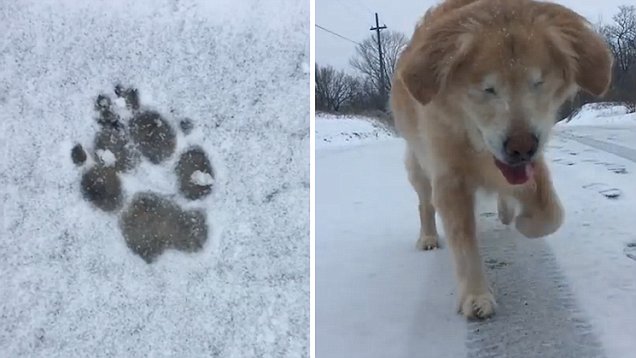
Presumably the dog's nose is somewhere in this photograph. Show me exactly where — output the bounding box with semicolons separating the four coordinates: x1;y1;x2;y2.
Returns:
503;133;538;162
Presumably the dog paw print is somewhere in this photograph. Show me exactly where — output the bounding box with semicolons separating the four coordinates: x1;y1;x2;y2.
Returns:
71;86;215;263
594;162;628;175
551;158;576;166
625;243;636;262
582;183;622;200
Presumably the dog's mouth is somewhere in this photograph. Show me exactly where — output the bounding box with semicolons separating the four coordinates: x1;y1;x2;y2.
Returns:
494;158;535;185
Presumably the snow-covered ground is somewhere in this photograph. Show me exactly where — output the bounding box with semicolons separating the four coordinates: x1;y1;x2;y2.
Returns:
315;112;394;150
316;109;636;357
560;103;636;126
1;1;308;357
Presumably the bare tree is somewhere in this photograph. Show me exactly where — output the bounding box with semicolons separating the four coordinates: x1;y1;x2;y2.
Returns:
349;31;408;109
315;64;357;112
603;6;636;73
598;5;636;108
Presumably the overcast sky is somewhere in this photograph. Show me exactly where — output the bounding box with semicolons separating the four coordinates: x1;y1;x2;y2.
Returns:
316;0;627;72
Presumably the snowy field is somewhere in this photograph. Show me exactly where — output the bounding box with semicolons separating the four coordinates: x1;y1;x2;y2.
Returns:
316;108;636;357
315;112;394;150
560;103;636;126
1;1;309;357
558;104;636;152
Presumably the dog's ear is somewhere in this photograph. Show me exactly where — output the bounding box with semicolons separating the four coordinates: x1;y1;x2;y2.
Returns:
537;3;613;97
398;26;474;105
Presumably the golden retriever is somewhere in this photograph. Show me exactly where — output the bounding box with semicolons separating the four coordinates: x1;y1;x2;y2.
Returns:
390;0;612;319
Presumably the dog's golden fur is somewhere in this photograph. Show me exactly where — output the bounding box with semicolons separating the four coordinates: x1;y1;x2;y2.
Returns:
391;0;612;319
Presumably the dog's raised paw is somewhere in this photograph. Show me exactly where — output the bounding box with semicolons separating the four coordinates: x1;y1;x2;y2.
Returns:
515;198;564;238
515;212;562;238
416;235;439;250
459;291;496;319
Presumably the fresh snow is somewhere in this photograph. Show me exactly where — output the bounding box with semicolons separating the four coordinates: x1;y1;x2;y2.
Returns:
190;170;215;186
114;97;127;108
560;103;636;126
315;112;394;150
1;1;309;357
316;108;636;357
96;149;117;167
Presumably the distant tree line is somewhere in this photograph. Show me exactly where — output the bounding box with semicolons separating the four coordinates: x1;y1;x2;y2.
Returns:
315;31;407;127
562;5;636;120
317;5;636;125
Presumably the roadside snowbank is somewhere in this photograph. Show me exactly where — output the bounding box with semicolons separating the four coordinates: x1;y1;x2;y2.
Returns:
316;113;394;149
560;103;636;126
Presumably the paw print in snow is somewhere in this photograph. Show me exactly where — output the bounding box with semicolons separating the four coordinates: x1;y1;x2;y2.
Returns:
71;86;215;263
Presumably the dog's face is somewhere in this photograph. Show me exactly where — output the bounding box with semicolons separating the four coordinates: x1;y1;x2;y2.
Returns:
449;27;578;165
399;0;612;179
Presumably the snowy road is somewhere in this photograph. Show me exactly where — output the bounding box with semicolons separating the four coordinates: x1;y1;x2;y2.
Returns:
316;120;636;358
557;126;636;163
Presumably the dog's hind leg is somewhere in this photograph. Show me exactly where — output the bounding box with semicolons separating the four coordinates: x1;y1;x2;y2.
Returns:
497;194;515;225
405;149;439;250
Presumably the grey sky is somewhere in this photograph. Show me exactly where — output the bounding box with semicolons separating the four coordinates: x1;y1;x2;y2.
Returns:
316;0;627;72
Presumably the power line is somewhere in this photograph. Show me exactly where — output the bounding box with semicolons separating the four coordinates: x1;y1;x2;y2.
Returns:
315;24;361;46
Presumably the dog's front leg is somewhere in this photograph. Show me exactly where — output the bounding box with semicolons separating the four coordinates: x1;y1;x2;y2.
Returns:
514;158;564;238
433;176;496;319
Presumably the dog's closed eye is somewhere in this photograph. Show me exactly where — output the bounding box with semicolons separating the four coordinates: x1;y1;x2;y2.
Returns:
484;87;497;95
532;80;544;89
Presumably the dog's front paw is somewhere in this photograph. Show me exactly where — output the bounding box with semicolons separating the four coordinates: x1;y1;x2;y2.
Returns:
515;201;564;238
416;234;439;250
459;290;496;319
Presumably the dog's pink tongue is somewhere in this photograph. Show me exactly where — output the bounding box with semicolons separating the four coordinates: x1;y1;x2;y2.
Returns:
494;159;533;185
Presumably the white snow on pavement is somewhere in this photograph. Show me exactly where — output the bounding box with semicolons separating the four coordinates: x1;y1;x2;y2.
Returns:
559;103;636;126
0;0;309;357
315;112;394;150
316;141;467;358
95;149;117;167
316;112;636;357
190;170;215;186
545;135;636;358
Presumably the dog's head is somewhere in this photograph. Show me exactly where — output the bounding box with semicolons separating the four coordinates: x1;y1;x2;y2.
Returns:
398;0;612;183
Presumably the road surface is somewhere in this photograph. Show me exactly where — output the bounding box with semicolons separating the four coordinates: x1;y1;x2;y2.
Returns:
316;125;636;358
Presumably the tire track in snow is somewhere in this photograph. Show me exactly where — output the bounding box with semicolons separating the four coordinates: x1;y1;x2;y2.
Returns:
466;213;605;358
557;132;636;163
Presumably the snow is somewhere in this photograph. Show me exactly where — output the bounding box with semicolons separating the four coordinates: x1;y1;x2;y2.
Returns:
96;149;117;167
543;136;636;358
315;112;394;150
316;142;466;358
317;114;636;357
114;97;127;108
560;103;636;126
0;0;309;357
190;170;215;186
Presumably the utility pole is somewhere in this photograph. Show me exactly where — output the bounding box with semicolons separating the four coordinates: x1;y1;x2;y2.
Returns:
370;12;387;103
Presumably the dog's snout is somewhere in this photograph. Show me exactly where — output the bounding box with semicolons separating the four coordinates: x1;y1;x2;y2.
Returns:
503;133;538;162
